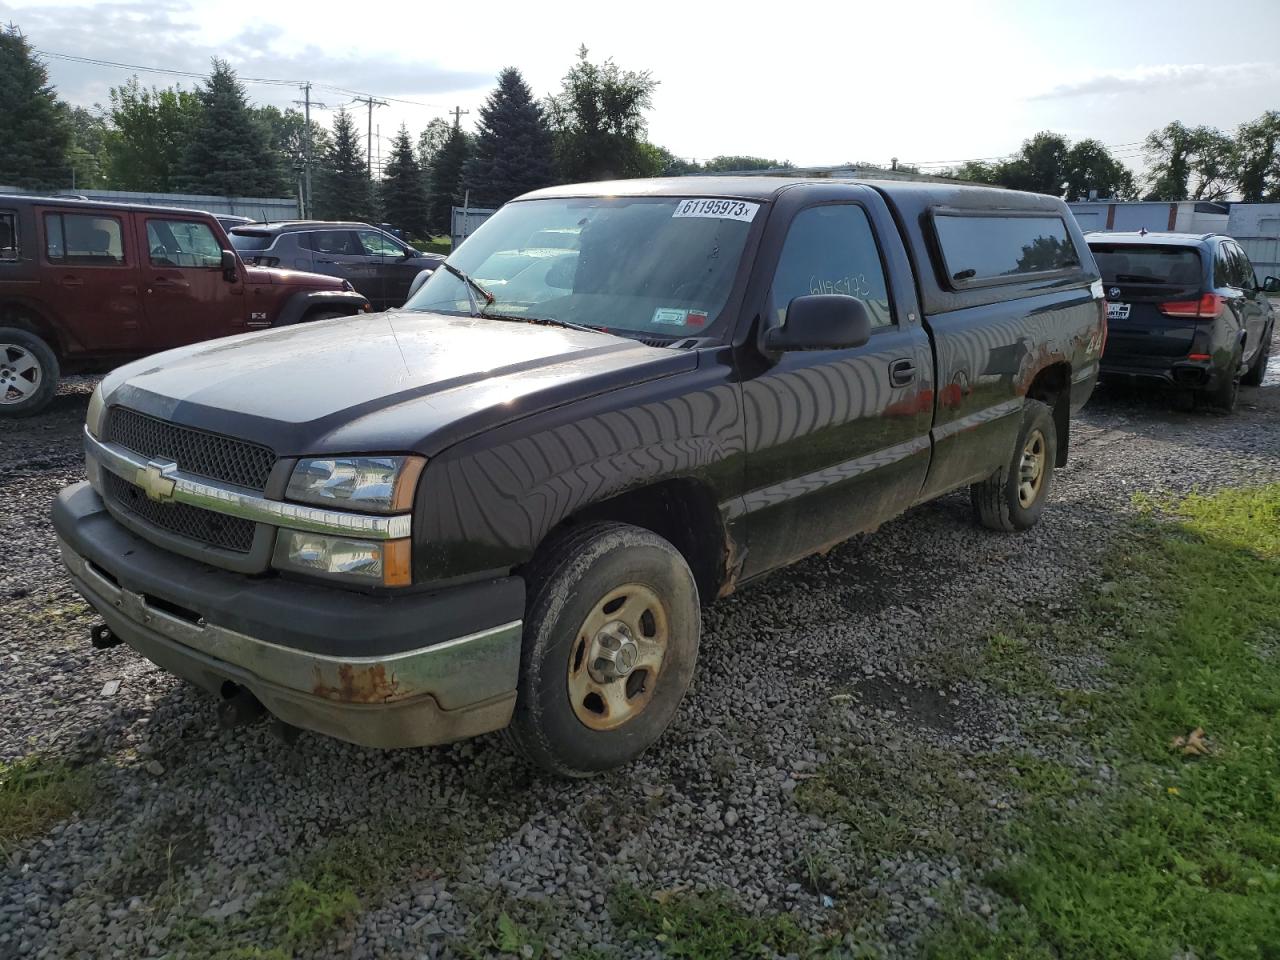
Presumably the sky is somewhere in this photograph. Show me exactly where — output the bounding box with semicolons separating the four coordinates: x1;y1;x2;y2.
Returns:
5;0;1280;177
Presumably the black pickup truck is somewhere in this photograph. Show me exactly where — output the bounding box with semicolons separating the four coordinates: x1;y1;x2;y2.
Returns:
54;177;1105;776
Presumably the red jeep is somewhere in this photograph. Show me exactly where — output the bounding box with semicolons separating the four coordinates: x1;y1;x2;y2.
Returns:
0;196;370;416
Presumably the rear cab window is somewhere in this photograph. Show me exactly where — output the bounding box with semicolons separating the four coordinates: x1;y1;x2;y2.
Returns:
0;210;17;262
1090;245;1204;288
933;213;1080;288
44;213;126;265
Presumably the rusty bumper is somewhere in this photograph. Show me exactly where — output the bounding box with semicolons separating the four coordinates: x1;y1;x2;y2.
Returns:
53;483;523;749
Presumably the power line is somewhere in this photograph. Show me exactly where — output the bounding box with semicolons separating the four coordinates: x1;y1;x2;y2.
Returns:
36;48;302;87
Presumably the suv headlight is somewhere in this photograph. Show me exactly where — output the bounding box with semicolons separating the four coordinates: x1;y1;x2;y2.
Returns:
86;383;106;439
273;531;412;587
285;456;424;513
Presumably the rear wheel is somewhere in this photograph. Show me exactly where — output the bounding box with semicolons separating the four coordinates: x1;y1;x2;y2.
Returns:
505;522;700;777
1206;349;1242;413
0;327;59;417
970;399;1057;533
1241;329;1271;387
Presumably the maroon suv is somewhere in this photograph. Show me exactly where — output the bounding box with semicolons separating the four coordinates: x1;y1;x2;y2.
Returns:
0;196;370;416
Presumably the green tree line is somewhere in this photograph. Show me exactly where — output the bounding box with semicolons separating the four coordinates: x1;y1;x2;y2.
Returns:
5;23;1279;244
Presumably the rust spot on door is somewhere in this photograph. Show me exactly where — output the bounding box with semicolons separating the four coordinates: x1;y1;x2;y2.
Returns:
313;663;401;703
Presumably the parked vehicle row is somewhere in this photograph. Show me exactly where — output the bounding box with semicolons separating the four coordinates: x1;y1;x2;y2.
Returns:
1087;231;1276;411
55;176;1108;776
228;222;444;313
0;196;370;416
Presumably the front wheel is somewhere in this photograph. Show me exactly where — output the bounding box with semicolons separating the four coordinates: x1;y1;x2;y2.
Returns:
505;522;700;777
0;327;59;417
970;398;1057;532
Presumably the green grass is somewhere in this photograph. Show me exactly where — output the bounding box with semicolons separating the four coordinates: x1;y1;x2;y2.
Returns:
0;756;94;855
610;886;833;959
927;484;1280;958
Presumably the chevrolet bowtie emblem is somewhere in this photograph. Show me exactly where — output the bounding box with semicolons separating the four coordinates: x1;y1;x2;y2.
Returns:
136;459;178;502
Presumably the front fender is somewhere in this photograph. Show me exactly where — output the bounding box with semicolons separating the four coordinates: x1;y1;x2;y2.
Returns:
273;290;370;327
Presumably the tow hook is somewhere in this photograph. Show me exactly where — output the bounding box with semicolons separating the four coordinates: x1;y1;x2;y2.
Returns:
90;623;121;649
217;683;266;729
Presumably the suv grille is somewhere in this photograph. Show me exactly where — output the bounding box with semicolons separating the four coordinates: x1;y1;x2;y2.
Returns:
106;407;276;491
104;471;256;553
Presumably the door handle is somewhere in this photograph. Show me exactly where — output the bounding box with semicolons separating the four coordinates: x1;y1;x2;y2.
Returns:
151;278;190;289
889;358;916;387
58;277;84;288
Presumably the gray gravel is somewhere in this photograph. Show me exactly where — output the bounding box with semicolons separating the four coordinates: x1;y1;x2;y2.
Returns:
2;342;1278;959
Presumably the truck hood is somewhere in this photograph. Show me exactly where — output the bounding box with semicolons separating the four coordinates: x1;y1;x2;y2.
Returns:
101;311;694;457
243;264;344;288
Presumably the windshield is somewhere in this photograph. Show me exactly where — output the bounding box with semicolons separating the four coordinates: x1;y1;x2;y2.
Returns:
1090;244;1203;285
403;196;760;339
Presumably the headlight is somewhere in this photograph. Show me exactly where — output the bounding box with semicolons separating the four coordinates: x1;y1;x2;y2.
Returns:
286;456;424;513
273;530;412;587
86;383;106;439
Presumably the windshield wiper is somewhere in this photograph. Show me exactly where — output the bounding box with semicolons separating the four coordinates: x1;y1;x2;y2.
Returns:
441;262;494;316
483;312;607;336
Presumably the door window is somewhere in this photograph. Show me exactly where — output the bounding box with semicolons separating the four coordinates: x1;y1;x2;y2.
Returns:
146;219;224;268
305;230;361;256
0;212;17;262
44;213;125;265
357;230;405;257
1214;244;1234;288
771;204;892;328
1229;244;1257;289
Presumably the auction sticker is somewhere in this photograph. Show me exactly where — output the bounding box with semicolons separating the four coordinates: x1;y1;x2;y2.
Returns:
672;198;760;222
652;307;690;325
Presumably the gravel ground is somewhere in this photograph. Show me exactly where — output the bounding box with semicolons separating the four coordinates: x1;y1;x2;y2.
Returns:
2;341;1278;960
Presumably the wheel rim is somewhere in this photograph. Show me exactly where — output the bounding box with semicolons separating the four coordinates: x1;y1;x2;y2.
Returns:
1017;428;1047;508
567;582;669;731
0;344;41;405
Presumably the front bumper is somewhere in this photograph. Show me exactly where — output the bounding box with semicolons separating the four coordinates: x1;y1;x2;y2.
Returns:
54;482;525;748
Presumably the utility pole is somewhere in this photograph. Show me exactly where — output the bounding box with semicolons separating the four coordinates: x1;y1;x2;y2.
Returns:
352;95;388;178
450;105;469;130
292;83;328;218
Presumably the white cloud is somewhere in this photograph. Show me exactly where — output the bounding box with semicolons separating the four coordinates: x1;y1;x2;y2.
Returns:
1032;62;1280;100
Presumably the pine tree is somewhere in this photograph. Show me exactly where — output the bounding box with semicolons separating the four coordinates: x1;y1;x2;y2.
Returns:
426;125;470;236
314;109;373;221
181;59;285;197
0;26;73;190
380;125;428;238
463;68;555;207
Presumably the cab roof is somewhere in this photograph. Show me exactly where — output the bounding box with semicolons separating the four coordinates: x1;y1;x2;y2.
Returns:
1085;231;1222;247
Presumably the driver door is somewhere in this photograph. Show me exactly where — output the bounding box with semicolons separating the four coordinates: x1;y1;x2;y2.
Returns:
138;216;243;349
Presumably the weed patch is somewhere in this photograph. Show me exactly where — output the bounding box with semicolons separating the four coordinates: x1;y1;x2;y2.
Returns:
0;755;94;855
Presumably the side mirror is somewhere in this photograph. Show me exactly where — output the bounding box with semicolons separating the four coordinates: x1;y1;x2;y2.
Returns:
1263;275;1280;294
764;295;872;351
221;248;239;282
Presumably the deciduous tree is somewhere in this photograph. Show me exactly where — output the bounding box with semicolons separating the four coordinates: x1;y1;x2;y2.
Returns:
1063;139;1137;200
1233;111;1280;202
104;78;200;192
546;46;659;182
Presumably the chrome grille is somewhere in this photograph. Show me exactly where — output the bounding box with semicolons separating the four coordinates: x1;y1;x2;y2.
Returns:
104;471;256;553
106;407;276;491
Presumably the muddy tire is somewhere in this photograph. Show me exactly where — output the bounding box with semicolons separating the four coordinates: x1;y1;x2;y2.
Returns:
970;398;1057;533
1207;349;1242;413
0;327;59;418
1241;329;1270;387
505;522;700;778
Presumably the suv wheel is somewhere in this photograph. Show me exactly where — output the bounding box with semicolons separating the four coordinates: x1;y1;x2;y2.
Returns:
1241;329;1271;387
505;522;700;777
0;327;59;417
970;398;1057;532
1207;348;1242;413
